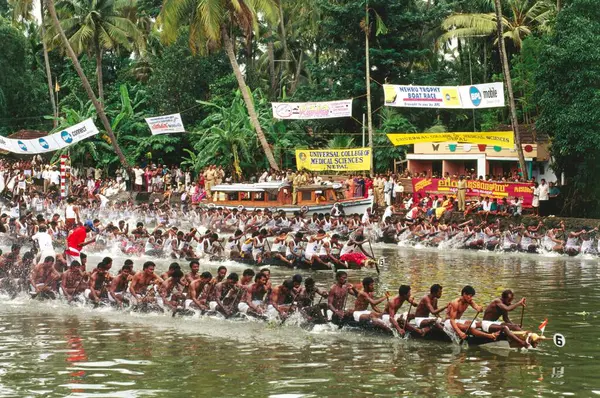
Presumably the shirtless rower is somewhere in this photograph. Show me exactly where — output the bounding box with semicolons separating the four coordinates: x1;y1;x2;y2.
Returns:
267;279;295;319
481;289;526;332
128;261;163;307
108;263;134;308
383;285;428;336
298;277;329;323
327;271;357;324
185;271;213;311
238;272;269;318
184;260;200;286
85;261;113;303
29;256;60;299
414;284;446;329
158;268;186;311
209;272;239;316
60;261;86;302
352;277;390;331
445;285;500;341
160;262;181;281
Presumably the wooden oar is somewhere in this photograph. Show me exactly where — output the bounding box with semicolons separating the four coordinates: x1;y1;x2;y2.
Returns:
519;305;525;328
461;311;481;345
401;299;413;336
366;239;380;274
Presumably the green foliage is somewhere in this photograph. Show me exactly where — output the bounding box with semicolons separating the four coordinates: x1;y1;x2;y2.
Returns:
535;0;600;216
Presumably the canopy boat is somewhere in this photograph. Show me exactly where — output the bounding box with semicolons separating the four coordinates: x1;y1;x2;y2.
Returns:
208;182;373;216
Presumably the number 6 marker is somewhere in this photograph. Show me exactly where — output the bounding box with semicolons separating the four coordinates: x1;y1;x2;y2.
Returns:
553;333;566;348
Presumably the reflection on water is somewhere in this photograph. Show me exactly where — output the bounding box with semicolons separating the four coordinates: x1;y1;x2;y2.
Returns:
0;246;599;397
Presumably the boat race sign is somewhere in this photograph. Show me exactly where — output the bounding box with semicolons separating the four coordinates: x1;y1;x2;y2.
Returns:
295;147;371;171
0;118;99;154
145;113;186;135
384;83;505;109
272;99;353;120
412;178;534;207
386;132;514;148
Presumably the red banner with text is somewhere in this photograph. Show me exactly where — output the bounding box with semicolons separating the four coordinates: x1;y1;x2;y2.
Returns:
411;178;534;207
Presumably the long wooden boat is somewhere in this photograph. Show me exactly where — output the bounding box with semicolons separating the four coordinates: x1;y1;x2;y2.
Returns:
208;182;373;216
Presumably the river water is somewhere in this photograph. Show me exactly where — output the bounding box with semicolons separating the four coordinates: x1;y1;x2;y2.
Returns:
0;245;599;397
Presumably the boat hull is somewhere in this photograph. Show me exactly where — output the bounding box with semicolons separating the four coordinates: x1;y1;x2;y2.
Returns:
209;197;374;216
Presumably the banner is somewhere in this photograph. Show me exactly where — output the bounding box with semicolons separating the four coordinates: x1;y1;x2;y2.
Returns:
272;99;352;120
384;83;505;109
458;82;505;109
411;178;534;207
0;118;100;154
145;113;186;135
386;132;514;148
384;84;462;108
296;148;371;171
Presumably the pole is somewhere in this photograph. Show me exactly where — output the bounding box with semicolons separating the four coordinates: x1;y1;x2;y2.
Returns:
365;2;374;176
362;113;366;147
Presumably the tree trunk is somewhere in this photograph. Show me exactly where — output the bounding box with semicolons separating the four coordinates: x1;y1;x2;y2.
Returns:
289;51;303;95
365;4;374;175
494;0;528;180
95;45;104;103
40;1;58;128
46;0;130;170
267;39;277;98
221;27;279;171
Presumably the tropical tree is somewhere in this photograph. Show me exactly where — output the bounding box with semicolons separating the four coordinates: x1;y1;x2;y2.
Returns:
48;0;144;102
46;0;130;168
185;94;259;180
439;0;555;50
9;0;58;125
159;0;280;170
327;136;356;149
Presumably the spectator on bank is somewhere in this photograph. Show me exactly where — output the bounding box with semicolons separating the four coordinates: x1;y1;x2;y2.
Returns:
549;182;561;216
538;179;550;216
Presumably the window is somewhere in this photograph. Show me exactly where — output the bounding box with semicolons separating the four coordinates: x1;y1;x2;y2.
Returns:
301;191;312;201
267;192;278;201
254;192;265;201
227;192;238;201
240;192;252;201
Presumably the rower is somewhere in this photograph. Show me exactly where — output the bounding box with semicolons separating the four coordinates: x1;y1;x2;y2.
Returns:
240;232;257;259
157;268;186;311
29;256;60;299
239;272;269;318
85;261;113;303
184;260;201;286
297;277;329;323
327;271;357;324
351;277;390;331
285;232;304;266
60;261;86;302
185;271;213;311
252;229;269;264
304;230;328;268
383;285;428;336
128;261;163;307
267;279;295;320
108;263;134;308
481;289;526;332
214;266;227;283
226;229;244;259
271;231;292;266
414;284;446;329
209;272;239;316
161;262;181;281
445;285;499;341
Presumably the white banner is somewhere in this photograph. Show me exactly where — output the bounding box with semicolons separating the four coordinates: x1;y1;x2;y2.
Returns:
145;113;186;135
0;118;100;154
272;99;353;120
458;82;505;109
384;83;505;109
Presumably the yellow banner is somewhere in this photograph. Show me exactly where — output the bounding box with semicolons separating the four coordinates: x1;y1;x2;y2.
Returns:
296;148;371;171
386;132;514;147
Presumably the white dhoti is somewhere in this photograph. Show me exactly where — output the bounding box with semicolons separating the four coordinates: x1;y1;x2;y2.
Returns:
481;320;502;332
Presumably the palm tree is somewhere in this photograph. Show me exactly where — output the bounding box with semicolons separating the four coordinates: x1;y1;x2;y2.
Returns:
159;0;280;170
48;0;144;102
9;0;58;126
438;0;555;50
46;0;130;169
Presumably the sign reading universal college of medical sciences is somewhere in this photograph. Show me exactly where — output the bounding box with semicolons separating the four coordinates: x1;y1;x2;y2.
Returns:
384;82;505;109
144;113;186;135
272;99;352;120
295;148;371;171
0;118;99;154
386;131;514;148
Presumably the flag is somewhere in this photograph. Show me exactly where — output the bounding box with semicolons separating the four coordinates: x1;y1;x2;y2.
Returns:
539;319;548;335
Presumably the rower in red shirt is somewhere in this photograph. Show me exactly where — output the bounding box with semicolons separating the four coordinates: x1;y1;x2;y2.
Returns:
65;221;97;265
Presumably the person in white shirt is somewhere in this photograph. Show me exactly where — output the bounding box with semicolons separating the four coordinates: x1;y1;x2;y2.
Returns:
384;177;394;206
134;166;145;191
32;226;55;262
538;179;549;216
49;166;60;187
42;166;51;193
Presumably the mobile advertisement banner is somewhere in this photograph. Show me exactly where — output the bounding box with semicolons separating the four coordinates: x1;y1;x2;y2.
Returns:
145;113;186;135
272;99;353;120
383;82;505;109
386;132;514;148
458;82;505;109
411;178;534;207
0;118;100;154
296;148;371;171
